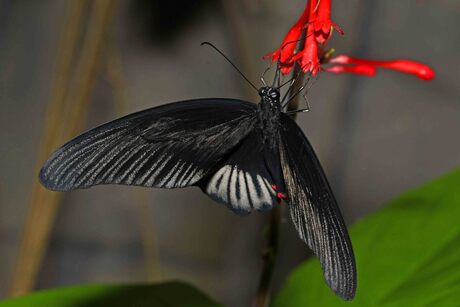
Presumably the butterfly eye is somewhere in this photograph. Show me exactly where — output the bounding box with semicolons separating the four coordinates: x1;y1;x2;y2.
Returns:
270;91;279;99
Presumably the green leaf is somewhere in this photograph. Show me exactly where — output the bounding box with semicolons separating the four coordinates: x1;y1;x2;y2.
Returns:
0;281;221;307
272;169;460;307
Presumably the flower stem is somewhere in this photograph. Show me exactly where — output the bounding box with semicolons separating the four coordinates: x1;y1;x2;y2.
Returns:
9;0;116;295
254;206;282;307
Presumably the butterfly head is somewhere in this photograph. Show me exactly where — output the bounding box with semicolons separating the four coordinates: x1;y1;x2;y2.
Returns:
258;86;282;120
258;86;280;102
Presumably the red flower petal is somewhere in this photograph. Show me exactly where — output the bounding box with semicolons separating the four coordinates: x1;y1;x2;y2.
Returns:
311;0;344;44
325;64;377;76
280;64;294;74
380;60;435;80
330;55;435;80
263;2;310;64
296;29;321;75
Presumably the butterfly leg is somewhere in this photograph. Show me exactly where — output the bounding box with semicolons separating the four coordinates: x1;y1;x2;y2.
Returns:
286;108;310;115
285;93;311;114
281;85;305;108
303;94;311;111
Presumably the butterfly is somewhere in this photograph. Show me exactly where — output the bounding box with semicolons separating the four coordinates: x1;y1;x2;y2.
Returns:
39;45;357;300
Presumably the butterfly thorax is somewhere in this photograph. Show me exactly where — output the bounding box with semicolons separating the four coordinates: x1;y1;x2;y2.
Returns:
256;86;282;149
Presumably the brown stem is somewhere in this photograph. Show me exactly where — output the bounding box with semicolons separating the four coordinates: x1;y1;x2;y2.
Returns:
105;41;162;281
254;206;282;307
9;0;116;296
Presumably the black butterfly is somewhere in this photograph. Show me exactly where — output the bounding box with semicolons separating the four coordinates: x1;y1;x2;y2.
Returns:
39;50;356;300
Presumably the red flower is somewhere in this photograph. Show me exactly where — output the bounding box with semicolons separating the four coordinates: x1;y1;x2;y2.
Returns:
264;1;310;74
265;0;435;81
264;0;342;76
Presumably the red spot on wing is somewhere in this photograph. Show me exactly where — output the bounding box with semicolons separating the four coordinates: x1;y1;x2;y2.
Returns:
277;192;288;200
272;183;288;201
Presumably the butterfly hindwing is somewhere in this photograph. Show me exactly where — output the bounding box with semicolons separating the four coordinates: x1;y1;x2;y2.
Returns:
199;129;286;215
278;113;357;300
40;99;257;191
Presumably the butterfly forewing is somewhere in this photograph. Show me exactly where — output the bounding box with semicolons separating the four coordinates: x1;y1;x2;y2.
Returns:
278;113;357;300
40;99;257;191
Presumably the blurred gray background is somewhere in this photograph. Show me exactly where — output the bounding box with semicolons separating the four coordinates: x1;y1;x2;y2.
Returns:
0;0;459;306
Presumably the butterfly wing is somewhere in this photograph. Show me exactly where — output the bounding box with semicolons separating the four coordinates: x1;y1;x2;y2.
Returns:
40;98;257;191
278;113;357;300
198;129;286;215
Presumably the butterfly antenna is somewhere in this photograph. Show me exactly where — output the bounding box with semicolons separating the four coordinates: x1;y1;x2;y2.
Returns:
201;42;258;91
